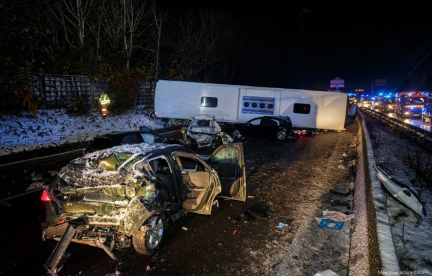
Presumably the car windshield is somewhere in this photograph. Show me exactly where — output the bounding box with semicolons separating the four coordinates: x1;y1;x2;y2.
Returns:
141;133;164;144
193;120;211;127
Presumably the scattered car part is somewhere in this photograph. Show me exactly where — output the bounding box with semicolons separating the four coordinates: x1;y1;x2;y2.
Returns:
374;165;426;218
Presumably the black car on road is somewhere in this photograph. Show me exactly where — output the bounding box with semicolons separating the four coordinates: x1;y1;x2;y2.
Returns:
230;116;296;141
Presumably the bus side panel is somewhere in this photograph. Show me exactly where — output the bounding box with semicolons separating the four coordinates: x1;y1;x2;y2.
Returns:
154;80;204;119
316;92;348;130
279;91;318;129
237;89;282;122
155;80;239;120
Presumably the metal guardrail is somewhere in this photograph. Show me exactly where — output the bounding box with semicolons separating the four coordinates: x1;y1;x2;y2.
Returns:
359;107;432;152
0;149;84;174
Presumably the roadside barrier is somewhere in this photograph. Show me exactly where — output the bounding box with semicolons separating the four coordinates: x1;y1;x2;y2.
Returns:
348;110;399;275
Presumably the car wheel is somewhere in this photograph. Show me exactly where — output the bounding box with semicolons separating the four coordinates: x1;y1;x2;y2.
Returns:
133;214;165;255
276;130;287;140
232;130;241;139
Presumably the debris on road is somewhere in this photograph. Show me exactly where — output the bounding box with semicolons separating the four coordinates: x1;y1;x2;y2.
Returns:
316;217;344;230
233;230;237;235
232;204;271;224
374;165;426;218
182;227;188;231
277;222;289;228
322;210;355;222
314;269;338;276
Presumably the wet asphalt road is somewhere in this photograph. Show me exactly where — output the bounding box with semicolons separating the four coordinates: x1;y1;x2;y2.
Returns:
0;122;357;276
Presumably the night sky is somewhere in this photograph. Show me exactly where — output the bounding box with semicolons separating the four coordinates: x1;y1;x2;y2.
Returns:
164;0;432;91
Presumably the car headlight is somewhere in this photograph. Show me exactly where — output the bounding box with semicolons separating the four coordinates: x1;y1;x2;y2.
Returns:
404;112;410;114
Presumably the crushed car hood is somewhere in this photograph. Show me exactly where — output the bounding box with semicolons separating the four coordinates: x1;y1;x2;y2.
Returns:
59;143;177;187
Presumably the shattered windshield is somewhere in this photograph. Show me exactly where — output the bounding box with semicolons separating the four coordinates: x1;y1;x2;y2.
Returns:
192;120;211;127
97;152;135;170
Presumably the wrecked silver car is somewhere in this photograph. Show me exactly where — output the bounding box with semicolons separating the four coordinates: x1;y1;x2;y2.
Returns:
41;143;246;274
181;115;233;149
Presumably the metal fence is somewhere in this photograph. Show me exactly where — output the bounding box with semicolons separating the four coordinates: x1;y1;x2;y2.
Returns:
23;74;155;110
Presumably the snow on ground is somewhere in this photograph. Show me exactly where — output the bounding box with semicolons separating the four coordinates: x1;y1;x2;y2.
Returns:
0;108;167;156
372;126;432;274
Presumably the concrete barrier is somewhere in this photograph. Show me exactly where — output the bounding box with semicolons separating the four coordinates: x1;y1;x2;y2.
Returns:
348;111;399;275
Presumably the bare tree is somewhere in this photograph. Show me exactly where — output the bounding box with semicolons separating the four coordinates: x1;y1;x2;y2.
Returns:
93;0;152;71
122;0;152;70
151;1;167;79
49;0;95;61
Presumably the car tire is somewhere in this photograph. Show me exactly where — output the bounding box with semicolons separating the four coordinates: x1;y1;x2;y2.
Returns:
232;130;241;139
133;214;165;255
276;130;287;140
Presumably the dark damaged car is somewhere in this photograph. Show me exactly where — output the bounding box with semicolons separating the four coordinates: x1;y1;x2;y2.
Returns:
41;143;246;274
83;130;182;154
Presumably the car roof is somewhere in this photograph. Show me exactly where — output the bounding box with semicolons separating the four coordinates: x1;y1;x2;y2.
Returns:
192;114;216;121
102;143;194;156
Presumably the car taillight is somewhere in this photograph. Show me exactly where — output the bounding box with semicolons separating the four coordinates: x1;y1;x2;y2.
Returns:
41;190;52;202
56;217;66;225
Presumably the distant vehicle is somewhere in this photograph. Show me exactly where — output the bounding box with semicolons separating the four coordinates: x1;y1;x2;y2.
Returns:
395;92;428;118
229;116;296;141
181;115;233;149
422;104;432;123
359;101;373;109
42;143;246;274
154;80;348;131
379;99;396;113
83;130;182;154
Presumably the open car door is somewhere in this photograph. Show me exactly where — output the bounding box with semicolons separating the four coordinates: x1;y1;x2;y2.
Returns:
207;143;246;201
174;151;221;215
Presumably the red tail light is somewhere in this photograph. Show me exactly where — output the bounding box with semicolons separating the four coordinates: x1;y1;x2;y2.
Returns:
56;217;66;225
41;190;52;202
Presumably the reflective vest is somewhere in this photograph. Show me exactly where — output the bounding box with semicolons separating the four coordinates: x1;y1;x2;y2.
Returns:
99;94;110;106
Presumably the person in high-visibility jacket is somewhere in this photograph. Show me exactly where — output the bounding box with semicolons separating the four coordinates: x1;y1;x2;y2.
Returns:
99;91;110;117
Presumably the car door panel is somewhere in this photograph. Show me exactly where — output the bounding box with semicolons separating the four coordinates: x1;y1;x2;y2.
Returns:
208;143;246;201
260;118;279;138
242;118;260;137
174;152;221;215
